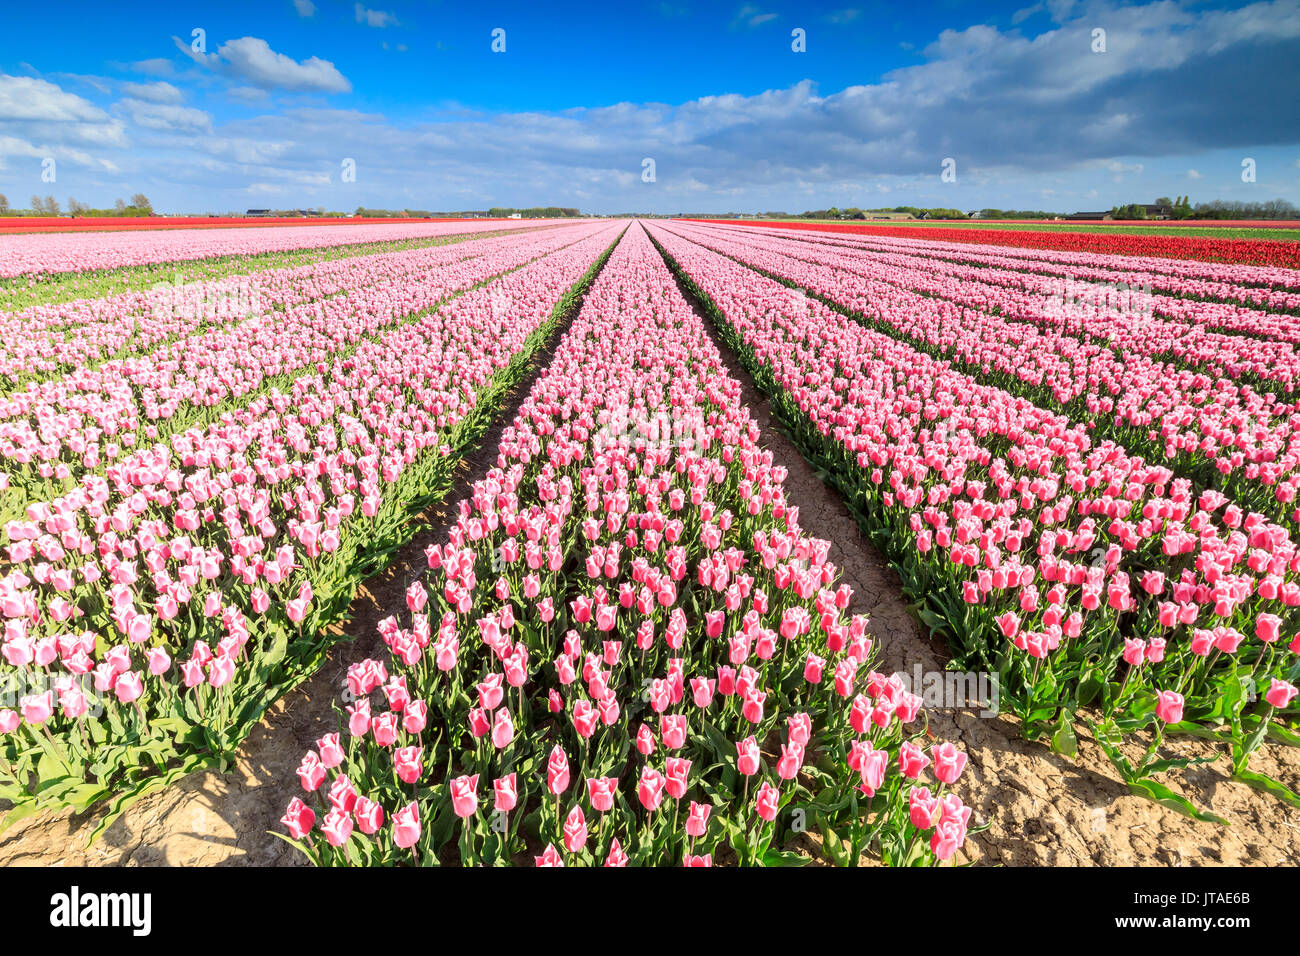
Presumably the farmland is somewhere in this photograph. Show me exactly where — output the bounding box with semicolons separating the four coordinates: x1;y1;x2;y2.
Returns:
1;216;1298;867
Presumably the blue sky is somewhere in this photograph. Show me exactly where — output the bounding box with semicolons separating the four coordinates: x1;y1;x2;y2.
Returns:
1;0;1297;213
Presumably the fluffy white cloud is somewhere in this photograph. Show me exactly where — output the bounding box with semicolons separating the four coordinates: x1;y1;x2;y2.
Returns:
294;0;316;16
121;80;184;104
219;37;351;92
171;35;352;93
0;75;108;122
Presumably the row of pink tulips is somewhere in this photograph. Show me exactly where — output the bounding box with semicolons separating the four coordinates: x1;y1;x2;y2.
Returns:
649;221;1300;817
280;223;973;866
0;219;554;279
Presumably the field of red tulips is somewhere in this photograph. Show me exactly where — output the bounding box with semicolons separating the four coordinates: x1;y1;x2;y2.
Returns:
1;216;1298;867
688;219;1300;270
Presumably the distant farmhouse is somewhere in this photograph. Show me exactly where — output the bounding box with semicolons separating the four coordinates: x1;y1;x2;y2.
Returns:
1065;203;1174;221
244;209;322;217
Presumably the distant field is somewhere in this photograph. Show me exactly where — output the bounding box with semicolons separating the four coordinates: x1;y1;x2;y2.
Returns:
744;218;1300;241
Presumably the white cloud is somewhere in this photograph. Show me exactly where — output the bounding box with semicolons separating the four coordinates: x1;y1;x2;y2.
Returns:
172;36;352;93
825;9;862;25
117;99;213;133
355;4;398;27
0;75;108;122
1187;168;1202;179
227;86;271;102
131;58;175;76
121;80;184;104
0;134;100;169
53;73;112;95
294;0;316;16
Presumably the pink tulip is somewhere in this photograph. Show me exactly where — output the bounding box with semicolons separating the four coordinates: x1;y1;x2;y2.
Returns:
547;746;570;795
536;844;564;867
932;742;967;784
755;780;780;822
494;774;518;813
563;806;587;852
1265;679;1298;709
394;746;423;785
450;774;479;818
1155;690;1184;724
587;776;618;813
281;797;316;839
393;802;421;849
685;801;712;837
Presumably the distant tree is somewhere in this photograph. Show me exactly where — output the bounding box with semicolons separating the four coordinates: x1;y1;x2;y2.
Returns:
130;193;153;213
114;198;127;213
31;195;45;214
1154;196;1173;208
44;195;60;216
68;197;89;215
0;193;8;214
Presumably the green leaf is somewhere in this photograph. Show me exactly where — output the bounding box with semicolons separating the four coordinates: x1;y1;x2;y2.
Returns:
1050;720;1078;758
1126;778;1228;825
817;815;851;867
1142;754;1220;775
1162;721;1231;743
1076;676;1103;708
761;848;810;867
267;830;319;865
1232;769;1300;809
1266;722;1300;748
0;800;41;836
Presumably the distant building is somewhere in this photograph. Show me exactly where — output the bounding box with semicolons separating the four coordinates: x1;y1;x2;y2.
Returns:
1064;211;1114;221
245;209;272;217
508;213;522;219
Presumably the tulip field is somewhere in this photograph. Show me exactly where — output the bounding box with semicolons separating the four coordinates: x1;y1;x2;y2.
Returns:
2;216;1299;866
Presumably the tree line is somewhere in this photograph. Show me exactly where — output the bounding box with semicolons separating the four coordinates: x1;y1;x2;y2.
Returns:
0;194;153;216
